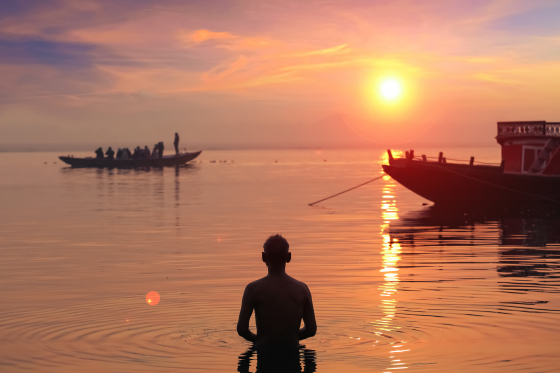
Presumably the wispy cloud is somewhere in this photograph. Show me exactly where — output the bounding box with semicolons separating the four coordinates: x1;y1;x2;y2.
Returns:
177;28;279;51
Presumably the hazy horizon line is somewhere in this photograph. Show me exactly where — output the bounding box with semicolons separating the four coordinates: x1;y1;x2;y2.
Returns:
0;141;498;153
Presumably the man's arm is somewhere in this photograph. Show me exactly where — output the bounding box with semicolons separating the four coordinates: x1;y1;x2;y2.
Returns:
299;285;317;340
237;284;257;343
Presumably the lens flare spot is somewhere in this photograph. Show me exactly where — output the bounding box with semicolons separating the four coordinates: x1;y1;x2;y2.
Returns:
146;291;160;306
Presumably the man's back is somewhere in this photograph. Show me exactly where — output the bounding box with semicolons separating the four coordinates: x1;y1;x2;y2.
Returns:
237;234;316;350
248;274;312;348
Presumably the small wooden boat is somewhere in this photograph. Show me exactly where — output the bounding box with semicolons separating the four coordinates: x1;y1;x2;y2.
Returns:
382;121;560;205
59;151;202;168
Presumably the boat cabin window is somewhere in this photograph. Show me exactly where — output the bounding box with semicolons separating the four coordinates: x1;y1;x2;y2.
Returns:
522;145;545;172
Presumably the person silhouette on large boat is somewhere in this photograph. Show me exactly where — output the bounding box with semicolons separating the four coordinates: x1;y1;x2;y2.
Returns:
122;148;131;160
95;147;104;159
237;234;317;352
174;133;180;155
157;142;164;158
133;146;142;160
151;144;158;158
105;147;115;160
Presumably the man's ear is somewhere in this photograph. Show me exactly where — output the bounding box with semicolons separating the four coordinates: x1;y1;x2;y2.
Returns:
262;252;266;263
286;252;291;263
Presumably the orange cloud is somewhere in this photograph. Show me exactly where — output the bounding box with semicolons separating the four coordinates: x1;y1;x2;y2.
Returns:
190;29;234;43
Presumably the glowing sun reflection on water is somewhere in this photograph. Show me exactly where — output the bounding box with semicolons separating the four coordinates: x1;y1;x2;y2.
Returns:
378;171;409;370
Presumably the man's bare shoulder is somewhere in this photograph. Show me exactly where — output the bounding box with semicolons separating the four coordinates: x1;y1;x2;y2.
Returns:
286;275;311;291
243;276;268;293
244;275;310;293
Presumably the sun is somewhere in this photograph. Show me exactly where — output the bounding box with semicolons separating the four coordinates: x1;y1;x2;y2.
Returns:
379;79;402;101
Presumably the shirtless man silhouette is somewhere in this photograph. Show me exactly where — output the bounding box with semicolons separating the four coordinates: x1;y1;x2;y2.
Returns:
237;234;317;350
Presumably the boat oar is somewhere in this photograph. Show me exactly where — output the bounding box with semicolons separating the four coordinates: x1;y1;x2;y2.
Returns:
308;174;386;206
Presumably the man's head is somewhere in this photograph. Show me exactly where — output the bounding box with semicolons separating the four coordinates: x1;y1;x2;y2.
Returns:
262;234;291;267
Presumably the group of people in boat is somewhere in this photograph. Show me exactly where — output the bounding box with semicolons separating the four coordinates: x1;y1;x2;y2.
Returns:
94;133;180;160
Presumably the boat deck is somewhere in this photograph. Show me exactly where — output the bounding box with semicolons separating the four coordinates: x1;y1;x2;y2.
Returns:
59;151;202;168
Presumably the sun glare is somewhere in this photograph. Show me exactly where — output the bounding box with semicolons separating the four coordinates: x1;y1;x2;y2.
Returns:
379;79;402;101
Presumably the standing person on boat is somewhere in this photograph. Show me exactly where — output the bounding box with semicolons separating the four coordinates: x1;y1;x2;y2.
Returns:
237;234;317;351
158;142;164;158
116;148;123;159
151;144;158;158
174;133;180;155
105;147;115;160
95;147;104;159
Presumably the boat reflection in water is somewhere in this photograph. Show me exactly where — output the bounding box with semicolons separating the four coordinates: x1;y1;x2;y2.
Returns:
498;213;560;280
388;203;560;282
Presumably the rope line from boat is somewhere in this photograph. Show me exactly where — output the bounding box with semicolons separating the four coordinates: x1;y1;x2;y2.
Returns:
308;174;386;206
433;164;560;205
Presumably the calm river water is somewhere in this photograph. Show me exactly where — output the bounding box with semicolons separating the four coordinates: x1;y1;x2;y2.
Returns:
0;148;559;372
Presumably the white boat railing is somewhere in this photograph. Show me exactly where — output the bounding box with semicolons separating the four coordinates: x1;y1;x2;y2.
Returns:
497;121;560;138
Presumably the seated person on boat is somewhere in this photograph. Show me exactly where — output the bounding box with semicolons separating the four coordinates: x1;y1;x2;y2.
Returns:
105;147;115;160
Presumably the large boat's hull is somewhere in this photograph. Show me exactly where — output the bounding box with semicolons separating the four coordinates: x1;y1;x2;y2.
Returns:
59;151;202;168
383;159;560;205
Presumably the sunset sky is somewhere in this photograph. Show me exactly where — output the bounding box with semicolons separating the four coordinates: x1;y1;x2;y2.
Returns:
1;0;560;149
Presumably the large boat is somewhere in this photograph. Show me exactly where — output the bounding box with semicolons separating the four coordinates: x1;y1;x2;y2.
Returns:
59;151;202;168
382;121;560;205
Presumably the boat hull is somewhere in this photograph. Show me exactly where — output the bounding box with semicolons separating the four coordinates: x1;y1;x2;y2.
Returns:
383;159;560;205
59;151;202;168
